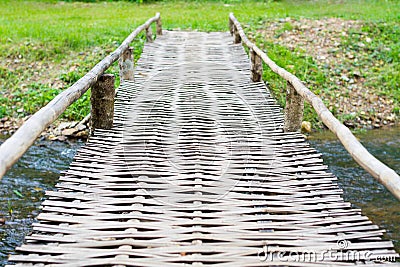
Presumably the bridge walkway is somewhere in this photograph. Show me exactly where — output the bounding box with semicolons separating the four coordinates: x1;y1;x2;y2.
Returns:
7;31;398;266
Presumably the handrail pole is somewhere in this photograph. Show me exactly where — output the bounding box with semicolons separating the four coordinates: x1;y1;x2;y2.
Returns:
250;48;263;82
119;47;135;83
0;13;161;180
233;25;241;44
229;17;234;35
146;26;153;42
156;14;163;35
229;13;400;201
90;74;115;135
284;81;304;132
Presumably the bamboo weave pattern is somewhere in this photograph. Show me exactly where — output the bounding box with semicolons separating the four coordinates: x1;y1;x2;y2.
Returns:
8;31;398;266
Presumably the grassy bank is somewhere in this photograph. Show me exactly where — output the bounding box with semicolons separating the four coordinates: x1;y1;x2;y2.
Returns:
0;0;399;127
245;18;399;129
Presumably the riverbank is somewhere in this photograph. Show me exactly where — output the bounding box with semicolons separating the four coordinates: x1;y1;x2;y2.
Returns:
0;116;89;141
0;113;398;142
244;17;399;130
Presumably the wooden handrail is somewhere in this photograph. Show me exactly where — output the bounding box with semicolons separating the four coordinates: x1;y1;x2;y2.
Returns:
0;13;162;179
229;13;400;201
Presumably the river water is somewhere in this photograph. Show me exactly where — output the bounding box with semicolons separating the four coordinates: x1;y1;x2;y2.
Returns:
0;127;399;265
308;126;400;252
0;138;82;266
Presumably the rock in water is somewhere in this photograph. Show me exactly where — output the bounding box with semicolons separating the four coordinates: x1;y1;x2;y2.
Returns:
301;121;312;133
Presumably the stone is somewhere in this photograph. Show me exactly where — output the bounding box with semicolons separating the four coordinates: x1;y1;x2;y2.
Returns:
56;135;67;142
75;130;89;138
301;121;312;133
62;128;78;136
341;75;350;82
48;134;57;141
76;123;87;131
386;115;395;122
56;122;73;131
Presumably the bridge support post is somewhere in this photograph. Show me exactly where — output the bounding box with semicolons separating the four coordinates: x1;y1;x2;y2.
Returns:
146;26;153;42
250;49;263;82
229;18;234;35
119;47;134;83
156;17;163;35
90;74;115;134
233;26;241;44
284;81;304;132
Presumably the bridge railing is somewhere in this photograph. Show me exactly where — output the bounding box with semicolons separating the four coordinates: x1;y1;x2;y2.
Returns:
229;13;400;201
0;13;162;180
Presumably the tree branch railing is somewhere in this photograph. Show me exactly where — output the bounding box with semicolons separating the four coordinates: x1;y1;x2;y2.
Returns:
229;13;400;201
0;13;162;180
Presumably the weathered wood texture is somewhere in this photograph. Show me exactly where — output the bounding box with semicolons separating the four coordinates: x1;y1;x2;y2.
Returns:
233;26;241;44
229;18;234;35
284;81;304;132
156;17;163;35
118;47;135;82
0;13;162;180
229;13;400;201
250;48;263;82
146;26;153;42
90;74;115;132
7;31;398;266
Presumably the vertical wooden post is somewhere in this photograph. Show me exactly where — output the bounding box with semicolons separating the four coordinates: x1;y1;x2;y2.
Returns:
229;18;234;35
119;47;134;83
284;81;304;132
250;49;263;82
146;26;153;42
90;74;115;134
156;17;163;35
233;26;241;44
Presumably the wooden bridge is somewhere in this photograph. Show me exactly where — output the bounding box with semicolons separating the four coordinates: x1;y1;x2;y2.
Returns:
1;13;399;266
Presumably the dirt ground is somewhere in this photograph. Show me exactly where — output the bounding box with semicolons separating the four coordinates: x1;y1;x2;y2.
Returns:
258;18;397;129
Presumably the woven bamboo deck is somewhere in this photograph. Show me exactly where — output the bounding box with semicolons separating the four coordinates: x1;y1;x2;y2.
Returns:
8;31;398;266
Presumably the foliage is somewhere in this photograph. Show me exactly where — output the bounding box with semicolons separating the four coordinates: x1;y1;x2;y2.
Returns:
247;31;326;128
0;0;399;124
358;22;399;112
0;83;91;120
245;13;399;129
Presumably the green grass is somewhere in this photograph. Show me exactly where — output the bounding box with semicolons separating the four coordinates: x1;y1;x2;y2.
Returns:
244;16;399;128
260;41;325;128
0;0;399;122
1;84;92;120
1;0;398;48
356;22;400;110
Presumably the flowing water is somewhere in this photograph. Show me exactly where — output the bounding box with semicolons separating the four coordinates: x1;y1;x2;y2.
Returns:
0;126;399;265
308;126;400;253
0;137;82;266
